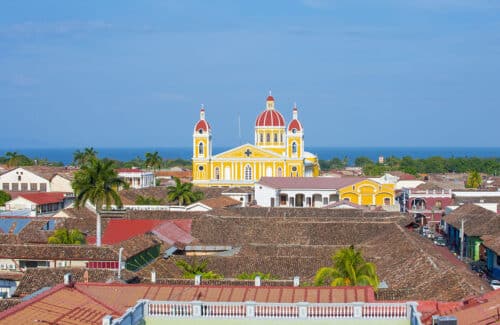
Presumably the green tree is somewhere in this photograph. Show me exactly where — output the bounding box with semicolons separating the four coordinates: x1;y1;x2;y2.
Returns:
354;156;373;168
73;147;98;167
175;259;223;279
167;177;204;205
145;151;162;173
135;195;163;205
48;228;86;245
0;190;11;206
465;170;482;189
236;271;278;280
72;159;125;247
314;245;379;291
5;151;33;167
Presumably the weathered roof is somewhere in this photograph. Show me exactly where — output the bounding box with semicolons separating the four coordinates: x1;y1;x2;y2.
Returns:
481;234;500;254
0;244;118;261
443;204;500;236
1;166;77;181
200;196;241;209
113;233;161;259
13;268;136;297
257;177;364;190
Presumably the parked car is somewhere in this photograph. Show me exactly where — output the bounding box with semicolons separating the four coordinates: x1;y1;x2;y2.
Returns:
491;280;500;290
433;236;446;246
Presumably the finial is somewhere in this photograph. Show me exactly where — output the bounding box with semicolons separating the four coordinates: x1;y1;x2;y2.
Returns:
269;90;272;96
293;102;297;109
201;103;205;110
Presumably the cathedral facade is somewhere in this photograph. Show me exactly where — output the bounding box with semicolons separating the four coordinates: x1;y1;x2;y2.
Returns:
192;94;320;187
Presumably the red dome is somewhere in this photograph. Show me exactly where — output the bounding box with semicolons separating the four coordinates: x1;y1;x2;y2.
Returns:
288;119;302;132
255;110;285;127
194;119;210;132
266;95;275;101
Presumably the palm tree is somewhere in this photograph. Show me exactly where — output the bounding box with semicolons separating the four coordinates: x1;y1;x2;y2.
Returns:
48;228;86;245
314;245;379;291
167;177;203;206
145;151;162;173
73;147;98;167
72;159;125;247
175;259;223;279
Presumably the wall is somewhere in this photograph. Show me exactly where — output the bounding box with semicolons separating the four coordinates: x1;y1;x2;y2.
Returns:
0;168;50;192
50;175;73;193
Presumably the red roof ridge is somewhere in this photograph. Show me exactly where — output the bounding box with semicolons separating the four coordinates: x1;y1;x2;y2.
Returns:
0;283;66;319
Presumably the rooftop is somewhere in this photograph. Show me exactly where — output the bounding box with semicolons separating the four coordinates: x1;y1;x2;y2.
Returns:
257;176;364;190
443;203;500;236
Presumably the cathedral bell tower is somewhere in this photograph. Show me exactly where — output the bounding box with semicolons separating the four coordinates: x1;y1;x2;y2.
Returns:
192;105;212;181
286;104;304;159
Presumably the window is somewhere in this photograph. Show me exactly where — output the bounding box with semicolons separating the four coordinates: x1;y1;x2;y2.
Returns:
352;185;355;190
384;198;391;205
198;165;204;171
280;134;283;142
198;129;203;134
21;183;28;191
198;142;204;155
2;183;8;191
292;128;297;134
30;183;37;191
18;176;21;181
244;165;252;180
260;134;263;143
12;183;19;191
291;166;297;172
323;197;329;205
292;142;297;154
214;167;220;180
40;183;47;192
266;133;270;143
274;133;278;142
277;167;282;177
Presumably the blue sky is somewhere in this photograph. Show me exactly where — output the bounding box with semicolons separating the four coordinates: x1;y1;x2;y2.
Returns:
1;0;499;148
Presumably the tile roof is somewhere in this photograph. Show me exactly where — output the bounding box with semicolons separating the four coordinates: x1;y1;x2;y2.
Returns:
118;187;168;205
2;166;77;181
113;233;161;259
96;219;165;245
257;176;364;190
446;289;500;324
443;204;500;236
0;244;119;261
10;192;65;205
116;168;146;173
13;268;136;297
481;234;500;254
151;220;194;246
0;299;21;313
0;284;121;324
199;196;241;209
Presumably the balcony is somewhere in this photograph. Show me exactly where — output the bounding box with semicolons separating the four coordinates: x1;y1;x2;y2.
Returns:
105;300;422;325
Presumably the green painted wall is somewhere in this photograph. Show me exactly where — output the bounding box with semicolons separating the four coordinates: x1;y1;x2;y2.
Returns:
126;245;161;271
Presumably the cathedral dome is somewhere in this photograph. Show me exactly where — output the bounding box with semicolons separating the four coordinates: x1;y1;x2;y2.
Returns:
255;94;285;127
255;110;285;127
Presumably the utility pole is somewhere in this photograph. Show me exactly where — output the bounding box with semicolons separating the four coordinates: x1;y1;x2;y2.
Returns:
460;219;465;260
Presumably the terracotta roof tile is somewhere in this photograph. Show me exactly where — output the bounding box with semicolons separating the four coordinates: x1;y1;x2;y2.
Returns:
443;204;500;236
200;196;241;209
0;244;118;261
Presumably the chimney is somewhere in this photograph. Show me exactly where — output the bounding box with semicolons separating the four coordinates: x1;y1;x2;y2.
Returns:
293;276;300;287
194;274;201;285
151;270;157;284
64;273;73;287
254;276;261;287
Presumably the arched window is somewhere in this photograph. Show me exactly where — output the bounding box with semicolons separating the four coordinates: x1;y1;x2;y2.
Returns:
266;133;270;143
214;167;220;180
244;165;252;180
280;133;283;143
277;167;282;177
198;142;204;155
274;133;278;143
260;133;263;143
292;142;297;154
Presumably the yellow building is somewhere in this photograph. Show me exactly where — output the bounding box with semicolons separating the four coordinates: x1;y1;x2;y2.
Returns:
192;94;320;187
339;179;395;206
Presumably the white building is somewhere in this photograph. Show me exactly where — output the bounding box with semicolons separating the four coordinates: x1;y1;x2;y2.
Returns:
117;168;155;189
4;192;69;216
0;166;74;193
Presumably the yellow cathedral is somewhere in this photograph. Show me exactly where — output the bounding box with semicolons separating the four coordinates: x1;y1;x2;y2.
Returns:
192;94;320;187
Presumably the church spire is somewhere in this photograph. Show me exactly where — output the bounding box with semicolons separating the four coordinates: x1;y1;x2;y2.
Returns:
266;91;275;110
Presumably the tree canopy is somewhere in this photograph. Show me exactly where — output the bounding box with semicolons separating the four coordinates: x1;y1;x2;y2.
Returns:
465;171;482;189
48;228;86;245
167;177;204;206
0;191;11;206
314;246;379;291
73;147;98;167
145;151;162;172
72;158;125;246
175;259;223;279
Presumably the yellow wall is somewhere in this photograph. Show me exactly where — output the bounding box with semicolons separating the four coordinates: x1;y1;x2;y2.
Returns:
339;180;395;206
